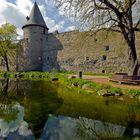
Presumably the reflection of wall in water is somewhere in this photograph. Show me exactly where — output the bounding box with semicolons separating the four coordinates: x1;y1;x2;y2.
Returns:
17;80;63;138
0;79;63;139
41;115;140;140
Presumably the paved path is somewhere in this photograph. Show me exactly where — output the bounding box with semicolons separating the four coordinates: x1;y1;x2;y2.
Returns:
69;74;140;90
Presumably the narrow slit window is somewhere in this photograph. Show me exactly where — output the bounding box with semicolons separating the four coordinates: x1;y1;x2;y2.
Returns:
105;45;109;51
38;57;42;61
43;28;46;34
102;55;107;61
86;57;89;61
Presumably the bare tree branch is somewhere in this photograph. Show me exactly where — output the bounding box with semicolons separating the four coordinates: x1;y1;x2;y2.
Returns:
134;19;140;29
54;0;140;75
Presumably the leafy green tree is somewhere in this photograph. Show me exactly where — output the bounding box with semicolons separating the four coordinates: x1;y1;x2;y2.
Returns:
54;0;140;75
0;23;17;71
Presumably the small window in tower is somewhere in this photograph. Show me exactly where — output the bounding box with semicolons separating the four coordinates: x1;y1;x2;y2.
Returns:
86;57;89;61
26;16;30;21
38;57;42;61
47;57;50;60
105;45;109;51
40;38;43;41
102;55;107;61
43;28;46;34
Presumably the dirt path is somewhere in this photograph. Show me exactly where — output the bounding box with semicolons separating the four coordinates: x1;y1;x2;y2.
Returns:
85;75;140;90
69;74;140;90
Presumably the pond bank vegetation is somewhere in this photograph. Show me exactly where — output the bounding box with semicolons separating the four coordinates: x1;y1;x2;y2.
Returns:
0;71;140;99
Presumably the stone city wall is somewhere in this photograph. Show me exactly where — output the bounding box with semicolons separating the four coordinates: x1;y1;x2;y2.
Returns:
43;30;140;73
1;30;140;74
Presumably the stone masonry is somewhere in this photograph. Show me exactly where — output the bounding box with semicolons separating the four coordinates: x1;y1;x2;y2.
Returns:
17;2;140;74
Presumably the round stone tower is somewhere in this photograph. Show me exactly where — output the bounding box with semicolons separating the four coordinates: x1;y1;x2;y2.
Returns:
21;2;49;71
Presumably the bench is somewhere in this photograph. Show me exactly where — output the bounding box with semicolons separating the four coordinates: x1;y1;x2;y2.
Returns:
109;78;140;85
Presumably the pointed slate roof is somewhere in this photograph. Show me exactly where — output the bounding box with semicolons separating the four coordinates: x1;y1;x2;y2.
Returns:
22;2;48;30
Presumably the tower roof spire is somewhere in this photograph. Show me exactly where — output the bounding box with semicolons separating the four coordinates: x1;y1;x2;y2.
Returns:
22;2;48;29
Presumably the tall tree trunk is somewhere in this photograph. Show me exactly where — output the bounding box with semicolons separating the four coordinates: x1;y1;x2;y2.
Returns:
4;54;10;71
120;28;138;75
120;6;138;76
127;13;138;75
128;39;138;75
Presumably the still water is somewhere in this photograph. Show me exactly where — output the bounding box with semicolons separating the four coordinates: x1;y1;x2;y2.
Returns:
0;79;140;140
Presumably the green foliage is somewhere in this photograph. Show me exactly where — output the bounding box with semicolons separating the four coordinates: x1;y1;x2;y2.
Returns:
0;23;17;71
67;78;89;87
127;89;140;98
110;87;122;94
0;71;51;80
1;72;140;98
0;105;18;122
0;23;17;48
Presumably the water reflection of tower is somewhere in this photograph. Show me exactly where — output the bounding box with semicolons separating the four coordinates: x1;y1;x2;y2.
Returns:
22;80;63;139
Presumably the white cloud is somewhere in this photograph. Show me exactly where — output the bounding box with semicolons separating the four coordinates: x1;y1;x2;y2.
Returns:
0;0;66;37
15;0;33;16
65;25;76;31
0;103;33;138
39;4;66;32
0;0;32;37
44;17;65;32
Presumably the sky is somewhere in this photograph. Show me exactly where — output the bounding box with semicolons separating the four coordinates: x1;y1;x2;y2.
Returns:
0;0;139;38
0;0;76;37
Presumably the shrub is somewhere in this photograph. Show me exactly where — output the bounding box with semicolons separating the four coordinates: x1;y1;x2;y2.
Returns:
127;89;140;98
111;87;122;94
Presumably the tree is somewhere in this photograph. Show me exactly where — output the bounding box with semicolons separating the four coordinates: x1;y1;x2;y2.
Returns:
54;0;140;75
0;23;17;71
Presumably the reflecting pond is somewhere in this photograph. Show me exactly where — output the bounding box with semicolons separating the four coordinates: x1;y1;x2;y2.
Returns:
0;79;140;140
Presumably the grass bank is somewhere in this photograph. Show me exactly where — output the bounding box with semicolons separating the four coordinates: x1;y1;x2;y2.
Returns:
0;71;140;99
